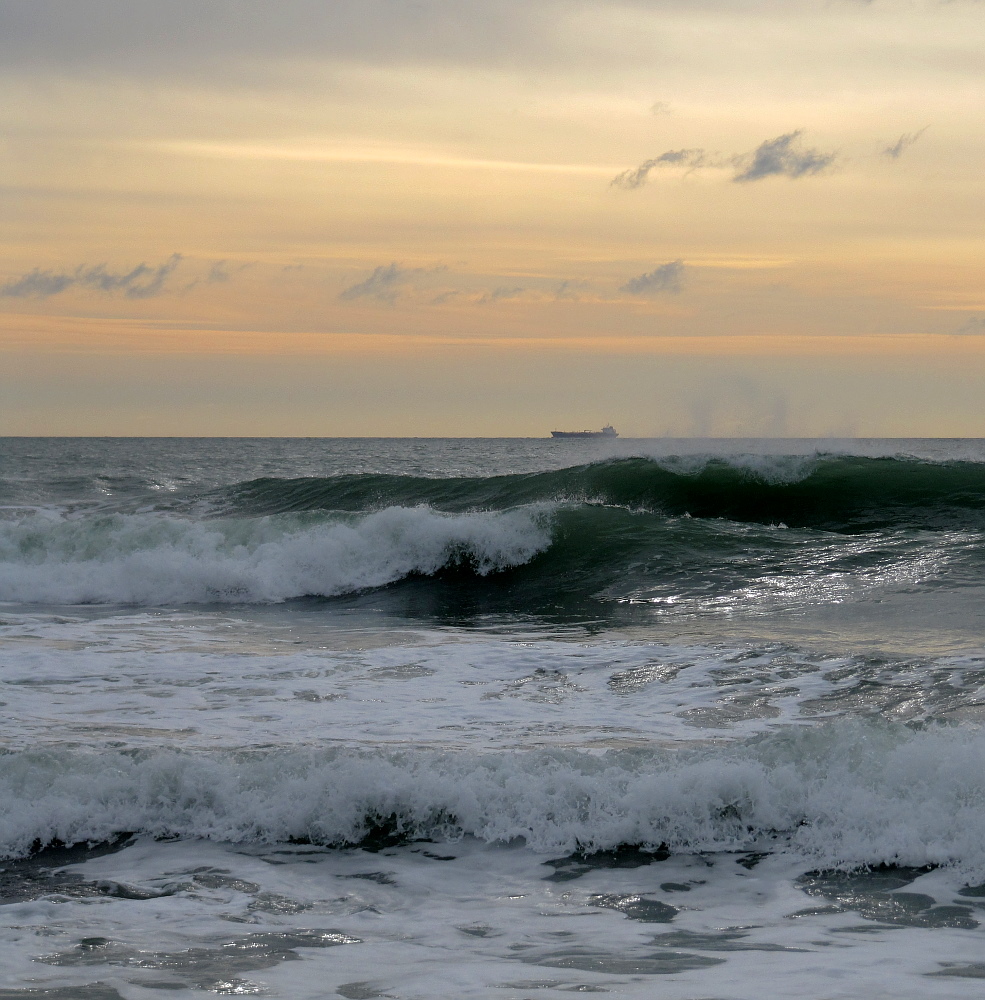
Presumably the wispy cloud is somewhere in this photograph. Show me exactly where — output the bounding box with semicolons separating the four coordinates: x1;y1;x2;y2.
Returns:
430;282;579;306
611;149;707;189
205;260;231;284
620;260;685;295
429;289;463;306
733;131;835;182
479;286;526;304
183;259;240;292
1;254;183;299
883;126;929;160
339;262;443;304
555;279;588;300
613;131;835;189
0;270;76;298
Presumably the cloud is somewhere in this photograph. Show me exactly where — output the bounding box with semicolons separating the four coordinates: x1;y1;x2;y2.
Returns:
339;262;445;304
620;260;685;295
86;254;183;298
613;132;834;189
883;126;929;160
204;260;231;284
611;149;707;189
555;279;588;300
430;289;463;306
732;130;835;182
432;284;544;306
1;254;183;299
339;263;415;304
0;269;76;298
651;101;672;116
183;259;242;292
479;285;526;304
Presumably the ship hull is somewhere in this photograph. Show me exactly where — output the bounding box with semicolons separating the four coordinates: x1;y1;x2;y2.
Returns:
551;430;618;438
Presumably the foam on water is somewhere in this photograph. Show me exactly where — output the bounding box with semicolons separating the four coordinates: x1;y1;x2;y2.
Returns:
0;506;551;605
3;836;984;1000
2;721;985;875
6;612;984;754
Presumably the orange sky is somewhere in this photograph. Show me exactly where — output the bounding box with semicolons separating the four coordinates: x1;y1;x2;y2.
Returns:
2;0;983;435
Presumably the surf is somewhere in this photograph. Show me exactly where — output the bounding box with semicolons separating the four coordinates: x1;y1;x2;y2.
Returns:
4;720;985;875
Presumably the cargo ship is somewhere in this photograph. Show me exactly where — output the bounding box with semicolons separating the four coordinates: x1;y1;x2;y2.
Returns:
550;425;618;439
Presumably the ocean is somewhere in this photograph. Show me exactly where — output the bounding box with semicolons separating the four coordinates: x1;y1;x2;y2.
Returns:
2;436;985;999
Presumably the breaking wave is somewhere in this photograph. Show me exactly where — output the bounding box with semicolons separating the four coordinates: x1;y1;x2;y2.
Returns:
0;506;551;605
4;721;985;874
3;454;985;608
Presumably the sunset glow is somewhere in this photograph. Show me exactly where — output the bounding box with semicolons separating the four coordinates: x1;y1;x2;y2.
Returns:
2;0;983;435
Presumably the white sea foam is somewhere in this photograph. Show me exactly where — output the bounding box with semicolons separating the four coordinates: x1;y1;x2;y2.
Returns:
0;506;551;605
3;721;985;874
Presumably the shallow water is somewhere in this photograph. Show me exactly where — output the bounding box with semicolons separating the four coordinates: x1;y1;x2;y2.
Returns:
4;838;985;998
1;437;985;997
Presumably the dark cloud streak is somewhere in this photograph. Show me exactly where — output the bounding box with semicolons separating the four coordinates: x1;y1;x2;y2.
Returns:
613;131;835;189
479;286;525;304
732;130;835;182
205;260;231;284
183;259;236;292
1;254;183;299
339;263;411;304
0;269;76;298
611;149;707;189
429;289;462;306
620;260;685;295
339;262;445;304
555;279;588;300
883;126;929;160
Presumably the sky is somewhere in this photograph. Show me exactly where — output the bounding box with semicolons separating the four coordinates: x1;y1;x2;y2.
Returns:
1;0;984;436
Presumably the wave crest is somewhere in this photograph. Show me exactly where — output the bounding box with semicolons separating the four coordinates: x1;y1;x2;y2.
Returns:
0;506;552;605
4;722;985;873
223;455;985;531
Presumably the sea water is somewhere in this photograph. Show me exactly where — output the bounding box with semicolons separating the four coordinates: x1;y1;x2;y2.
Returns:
1;437;985;999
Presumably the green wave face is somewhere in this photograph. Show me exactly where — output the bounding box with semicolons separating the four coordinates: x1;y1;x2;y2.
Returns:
224;455;985;531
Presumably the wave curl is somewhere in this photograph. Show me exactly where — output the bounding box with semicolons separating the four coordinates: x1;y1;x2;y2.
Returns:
0;506;551;605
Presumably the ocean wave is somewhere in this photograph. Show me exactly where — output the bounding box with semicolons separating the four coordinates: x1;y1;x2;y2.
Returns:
4;721;985;874
0;500;976;610
0;506;551;605
220;455;985;532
